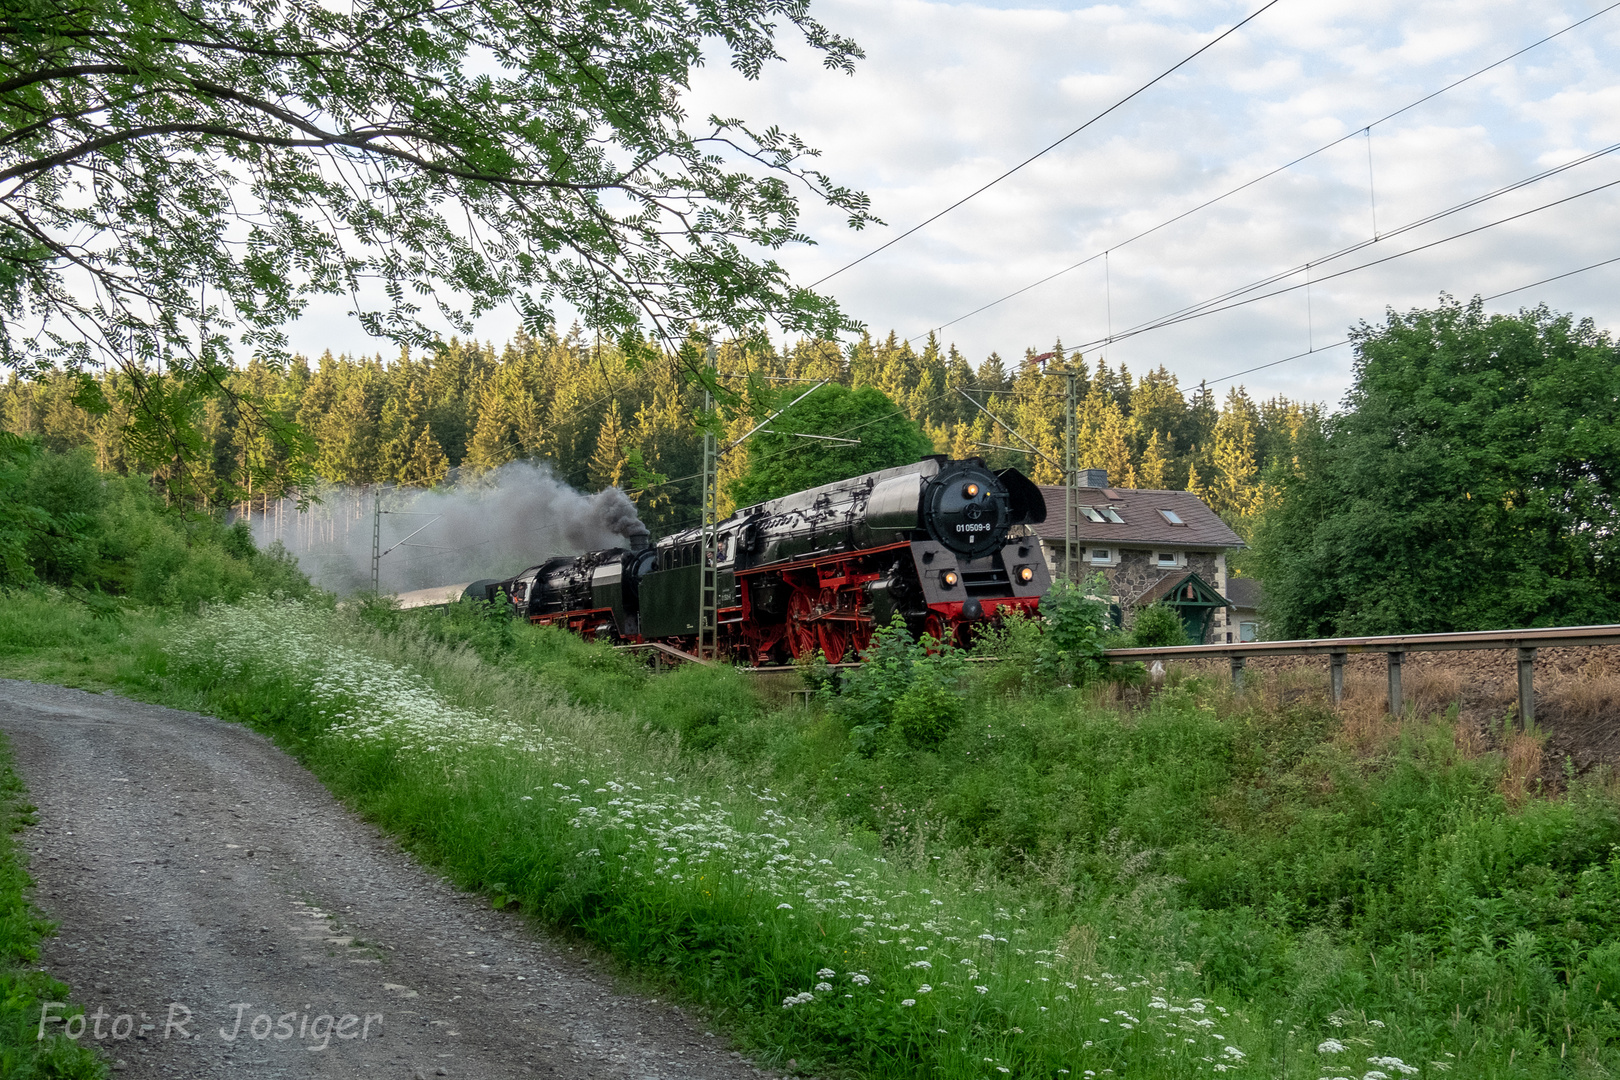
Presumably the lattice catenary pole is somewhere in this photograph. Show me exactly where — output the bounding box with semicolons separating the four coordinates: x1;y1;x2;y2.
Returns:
698;343;720;661
1064;371;1081;583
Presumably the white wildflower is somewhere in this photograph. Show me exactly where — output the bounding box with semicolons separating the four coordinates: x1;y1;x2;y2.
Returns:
1318;1039;1346;1054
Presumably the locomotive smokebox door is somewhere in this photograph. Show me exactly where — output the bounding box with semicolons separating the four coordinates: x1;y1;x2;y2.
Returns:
922;461;1012;556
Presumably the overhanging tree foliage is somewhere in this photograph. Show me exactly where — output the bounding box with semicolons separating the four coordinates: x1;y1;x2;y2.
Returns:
1;0;873;497
1251;297;1620;637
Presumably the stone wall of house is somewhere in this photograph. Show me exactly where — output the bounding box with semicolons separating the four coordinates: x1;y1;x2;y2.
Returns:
1037;542;1230;644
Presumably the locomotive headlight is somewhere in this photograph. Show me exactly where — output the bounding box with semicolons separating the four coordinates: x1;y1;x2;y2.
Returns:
941;570;959;588
964;482;980;497
1016;565;1035;583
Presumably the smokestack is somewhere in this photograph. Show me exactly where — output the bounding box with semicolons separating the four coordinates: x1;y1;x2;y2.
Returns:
1081;468;1108;488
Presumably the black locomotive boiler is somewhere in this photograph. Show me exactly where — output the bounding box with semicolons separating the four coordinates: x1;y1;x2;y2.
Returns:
471;456;1051;663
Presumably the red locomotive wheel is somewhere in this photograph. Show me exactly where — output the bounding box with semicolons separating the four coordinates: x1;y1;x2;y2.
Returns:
817;623;850;664
851;620;875;658
786;590;818;660
923;612;948;649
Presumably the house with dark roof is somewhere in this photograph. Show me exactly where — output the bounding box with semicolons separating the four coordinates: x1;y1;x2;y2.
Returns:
1224;576;1265;642
1028;470;1247;643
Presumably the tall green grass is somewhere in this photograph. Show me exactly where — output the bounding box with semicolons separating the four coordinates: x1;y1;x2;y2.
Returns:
5;589;1620;1078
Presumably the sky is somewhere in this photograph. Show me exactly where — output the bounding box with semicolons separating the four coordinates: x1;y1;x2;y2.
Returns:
297;0;1620;411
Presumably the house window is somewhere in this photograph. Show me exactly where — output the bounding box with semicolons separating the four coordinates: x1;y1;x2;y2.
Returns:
1089;548;1112;564
1240;621;1259;642
1102;506;1125;523
1158;509;1185;526
1156;552;1178;567
1080;506;1106;523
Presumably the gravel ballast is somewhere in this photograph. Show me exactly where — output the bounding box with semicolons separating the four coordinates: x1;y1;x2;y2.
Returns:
0;679;770;1080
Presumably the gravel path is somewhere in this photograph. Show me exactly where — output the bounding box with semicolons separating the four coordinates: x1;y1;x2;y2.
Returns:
0;680;774;1080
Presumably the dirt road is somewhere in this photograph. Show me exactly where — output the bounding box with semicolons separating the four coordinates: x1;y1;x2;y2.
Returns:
0;680;773;1080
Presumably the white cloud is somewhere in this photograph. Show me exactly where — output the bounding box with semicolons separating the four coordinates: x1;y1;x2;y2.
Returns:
288;0;1620;410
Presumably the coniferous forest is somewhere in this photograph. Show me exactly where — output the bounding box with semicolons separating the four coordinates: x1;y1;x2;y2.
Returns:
0;326;1318;541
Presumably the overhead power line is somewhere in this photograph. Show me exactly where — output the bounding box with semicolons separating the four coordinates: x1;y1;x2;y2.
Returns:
1066;151;1620;352
906;0;1620;344
1193;251;1620;393
809;0;1286;288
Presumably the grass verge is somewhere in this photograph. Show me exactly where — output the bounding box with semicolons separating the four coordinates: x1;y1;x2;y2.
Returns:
5;588;1620;1078
0;729;105;1078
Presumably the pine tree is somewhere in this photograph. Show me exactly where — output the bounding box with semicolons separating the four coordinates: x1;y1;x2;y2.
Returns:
399;425;450;487
1093;400;1137;489
380;375;432;482
588;401;630;490
1186;456;1214;506
1137;428;1171;489
316;364;382;485
977;352;1010;393
464;380;518;474
1211;387;1260;517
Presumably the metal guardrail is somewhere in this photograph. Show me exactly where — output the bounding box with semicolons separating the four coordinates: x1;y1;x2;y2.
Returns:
670;623;1620;725
1107;623;1620;724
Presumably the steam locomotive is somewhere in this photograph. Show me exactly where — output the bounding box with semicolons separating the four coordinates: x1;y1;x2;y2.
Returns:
466;456;1051;664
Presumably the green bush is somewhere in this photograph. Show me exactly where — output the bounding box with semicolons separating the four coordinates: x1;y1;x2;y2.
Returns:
892;664;963;750
1033;576;1110;685
1131;600;1189;647
0;438;312;606
829;614;966;753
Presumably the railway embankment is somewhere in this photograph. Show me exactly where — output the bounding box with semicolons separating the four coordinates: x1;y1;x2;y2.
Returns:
3;588;1620;1080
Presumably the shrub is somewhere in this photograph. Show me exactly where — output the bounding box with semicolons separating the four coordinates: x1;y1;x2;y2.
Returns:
892;659;964;750
1131;601;1189;647
831;614;965;753
0;443;315;606
1034;577;1110;685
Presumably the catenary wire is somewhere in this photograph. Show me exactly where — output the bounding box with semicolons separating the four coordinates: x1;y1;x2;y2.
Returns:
904;0;1620;345
808;0;1286;288
1192;251;1620;392
1098;141;1620;333
1065;163;1620;352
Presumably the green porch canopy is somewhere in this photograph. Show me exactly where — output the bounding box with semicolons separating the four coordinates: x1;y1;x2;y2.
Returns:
1133;571;1233;644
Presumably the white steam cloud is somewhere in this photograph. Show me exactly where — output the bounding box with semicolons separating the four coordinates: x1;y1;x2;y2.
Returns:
247;462;650;596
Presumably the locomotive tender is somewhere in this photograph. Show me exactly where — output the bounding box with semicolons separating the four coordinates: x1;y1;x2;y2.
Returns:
469;456;1051;664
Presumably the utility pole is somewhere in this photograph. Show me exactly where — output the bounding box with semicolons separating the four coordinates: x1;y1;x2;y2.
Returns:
371;488;381;593
698;343;719;661
1064;371;1081;583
